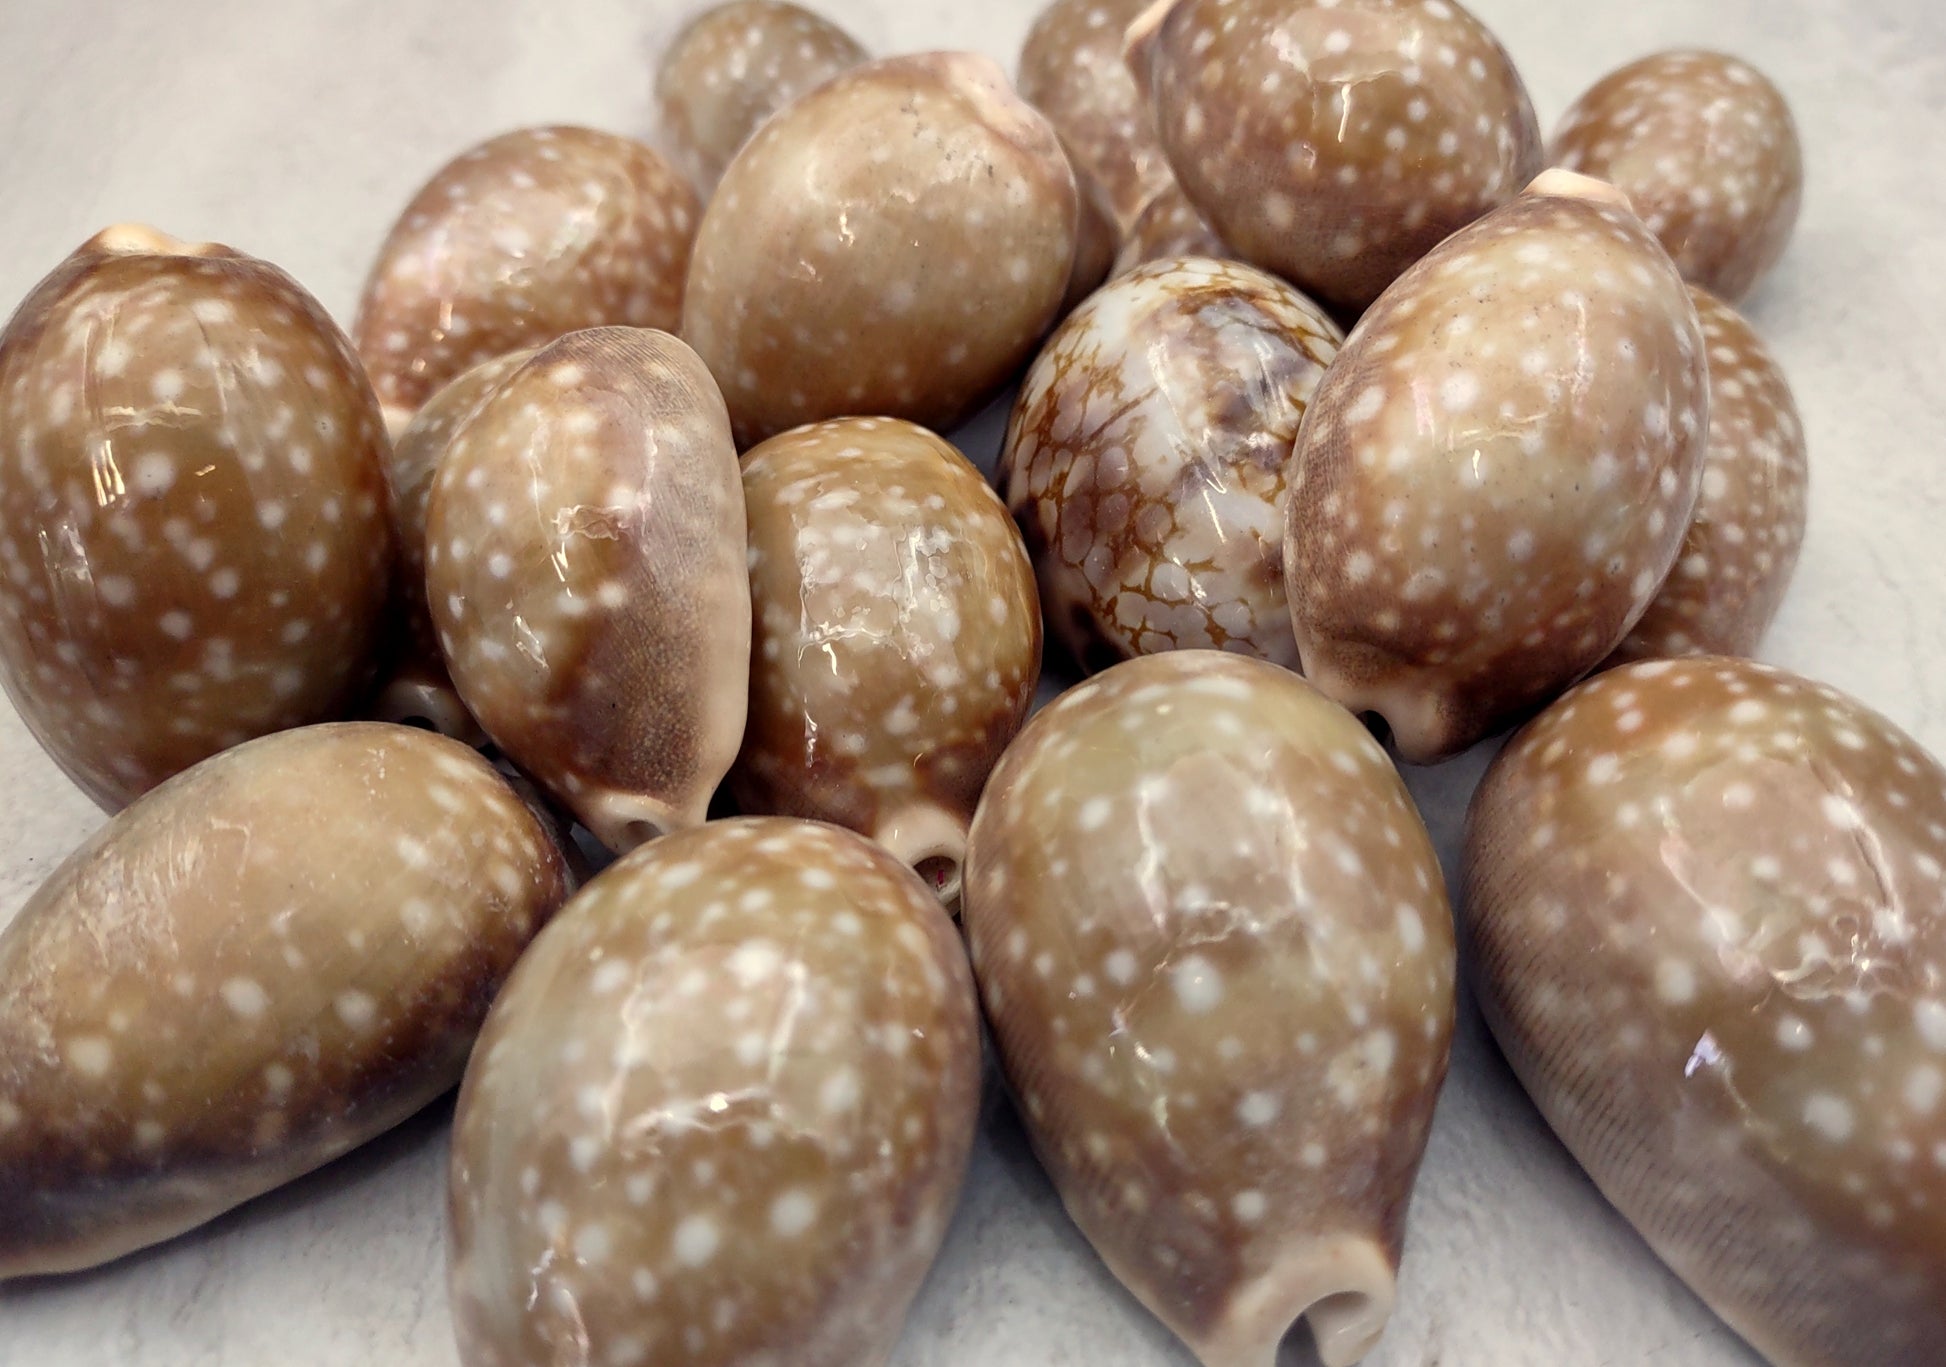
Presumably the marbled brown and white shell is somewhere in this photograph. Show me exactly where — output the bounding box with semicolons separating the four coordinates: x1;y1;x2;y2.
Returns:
449;817;981;1367
965;651;1455;1367
1551;51;1803;302
1284;171;1709;762
424;328;748;852
0;722;572;1278
1004;256;1340;672
1127;0;1543;315
1464;657;1946;1367
735;418;1040;905
1112;184;1229;278
0;226;393;810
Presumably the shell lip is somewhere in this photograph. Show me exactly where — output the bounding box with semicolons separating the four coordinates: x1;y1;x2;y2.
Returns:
1524;168;1635;214
875;801;970;913
82;224;235;259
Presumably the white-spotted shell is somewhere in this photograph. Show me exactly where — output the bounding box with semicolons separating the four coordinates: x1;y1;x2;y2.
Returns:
1464;657;1946;1367
449;816;981;1367
965;650;1456;1367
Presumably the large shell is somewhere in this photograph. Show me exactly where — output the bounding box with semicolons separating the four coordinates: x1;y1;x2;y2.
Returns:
1127;0;1543;315
1463;657;1946;1367
679;52;1079;448
0;722;572;1278
1284;170;1709;762
965;651;1455;1367
424;328;749;852
354;127;700;428
1003;256;1341;672
1550;51;1803;302
0;225;393;810
735;418;1041;906
449;817;981;1367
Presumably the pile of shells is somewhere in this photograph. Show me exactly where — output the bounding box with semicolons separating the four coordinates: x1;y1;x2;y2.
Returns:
4;2;1936;1367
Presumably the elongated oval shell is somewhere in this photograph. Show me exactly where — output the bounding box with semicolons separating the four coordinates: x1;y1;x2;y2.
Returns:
736;418;1040;905
425;328;749;852
965;651;1455;1367
0;722;572;1278
0;226;393;810
1464;657;1946;1367
449;816;981;1367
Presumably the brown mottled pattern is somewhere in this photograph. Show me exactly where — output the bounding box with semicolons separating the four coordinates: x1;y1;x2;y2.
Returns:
0;723;572;1278
1128;0;1543;315
1019;0;1175;228
1111;183;1230;279
1004;257;1340;673
1464;658;1946;1367
680;52;1079;449
1612;287;1808;665
965;652;1454;1367
0;227;394;810
1285;173;1709;763
1551;51;1802;302
424;328;749;852
655;1;869;194
354;127;700;423
734;419;1040;900
449;817;981;1367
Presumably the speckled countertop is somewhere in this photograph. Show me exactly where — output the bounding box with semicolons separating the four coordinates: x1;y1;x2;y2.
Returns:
0;0;1940;1363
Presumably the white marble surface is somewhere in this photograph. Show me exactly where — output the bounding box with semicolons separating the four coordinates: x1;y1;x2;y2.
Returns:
0;0;1940;1363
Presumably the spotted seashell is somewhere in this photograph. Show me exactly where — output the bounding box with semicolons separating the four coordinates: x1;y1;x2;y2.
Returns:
1003;256;1340;673
965;650;1455;1367
1611;287;1809;665
1111;183;1228;278
0;225;393;810
1464;657;1946;1367
449;816;981;1367
424;328;748;852
735;418;1040;907
680;52;1078;448
1551;51;1802;302
354;127;700;429
0;722;572;1278
1127;0;1543;315
654;0;869;194
1283;170;1709;762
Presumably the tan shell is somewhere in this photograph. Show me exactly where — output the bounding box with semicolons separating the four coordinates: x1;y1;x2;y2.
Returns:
654;1;869;194
1061;158;1122;315
1019;0;1176;227
354;127;700;427
734;418;1041;907
0;722;572;1278
680;52;1079;448
449;817;981;1367
1611;286;1809;664
1112;183;1229;278
1284;170;1709;762
1551;51;1803;302
424;328;749;852
1127;0;1543;315
1463;657;1946;1367
965;651;1455;1367
0;225;393;810
1004;256;1341;673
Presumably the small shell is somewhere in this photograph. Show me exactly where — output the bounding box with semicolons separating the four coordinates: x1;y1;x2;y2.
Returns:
1019;0;1175;227
1284;171;1710;762
680;52;1079;448
735;418;1041;906
449;817;981;1367
965;651;1455;1367
1610;287;1809;664
1551;51;1803;301
0;722;572;1278
1112;183;1229;278
354;127;700;427
424;328;749;852
1463;658;1946;1367
1004;256;1341;672
0;225;394;810
1128;0;1543;315
654;0;869;194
